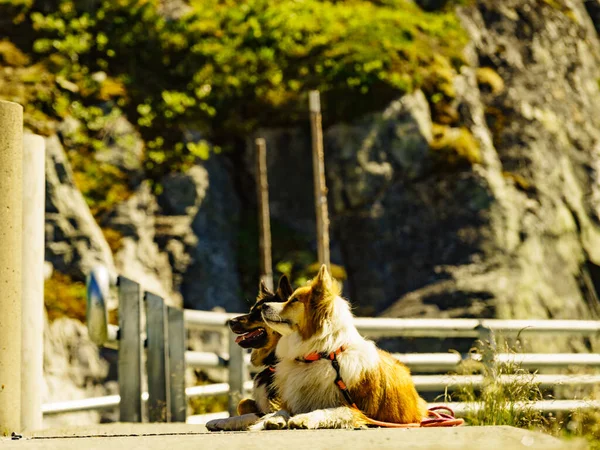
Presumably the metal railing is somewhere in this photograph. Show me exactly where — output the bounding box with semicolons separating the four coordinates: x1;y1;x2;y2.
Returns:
42;266;600;423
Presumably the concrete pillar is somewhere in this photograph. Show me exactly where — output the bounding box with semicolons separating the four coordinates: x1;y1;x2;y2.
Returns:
21;134;45;432
0;100;23;434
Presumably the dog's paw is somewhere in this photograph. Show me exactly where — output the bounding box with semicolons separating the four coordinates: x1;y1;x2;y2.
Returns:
264;415;288;430
206;413;261;431
288;413;316;429
206;418;229;432
248;410;290;431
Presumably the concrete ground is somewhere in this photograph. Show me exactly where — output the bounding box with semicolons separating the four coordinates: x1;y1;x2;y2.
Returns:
0;424;587;450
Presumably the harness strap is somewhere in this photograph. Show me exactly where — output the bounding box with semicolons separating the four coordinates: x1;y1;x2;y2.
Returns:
296;345;464;428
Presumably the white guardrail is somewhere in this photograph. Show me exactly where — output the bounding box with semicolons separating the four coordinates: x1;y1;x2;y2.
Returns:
42;267;600;424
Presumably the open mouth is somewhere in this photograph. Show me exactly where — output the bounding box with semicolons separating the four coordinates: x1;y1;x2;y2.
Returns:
234;328;268;349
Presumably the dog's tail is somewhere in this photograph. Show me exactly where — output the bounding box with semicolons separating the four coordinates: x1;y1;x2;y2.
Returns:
351;406;370;427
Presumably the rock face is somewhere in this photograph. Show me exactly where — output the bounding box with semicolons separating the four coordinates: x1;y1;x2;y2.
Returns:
45;135;116;279
382;0;600;329
46;117;245;313
325;90;494;317
176;156;244;312
106;181;181;306
449;0;600;327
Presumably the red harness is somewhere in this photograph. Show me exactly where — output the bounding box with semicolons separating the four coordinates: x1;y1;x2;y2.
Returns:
296;345;465;428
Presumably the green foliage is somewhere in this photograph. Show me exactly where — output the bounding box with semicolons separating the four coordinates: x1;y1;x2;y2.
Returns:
44;270;87;322
1;0;468;185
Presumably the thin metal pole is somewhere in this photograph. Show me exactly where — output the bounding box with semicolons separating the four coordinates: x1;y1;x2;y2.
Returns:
0;100;23;433
118;277;143;422
255;137;273;291
21;134;45;432
309;91;330;269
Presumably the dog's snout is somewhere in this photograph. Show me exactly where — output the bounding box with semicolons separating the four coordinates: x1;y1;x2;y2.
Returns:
228;316;247;333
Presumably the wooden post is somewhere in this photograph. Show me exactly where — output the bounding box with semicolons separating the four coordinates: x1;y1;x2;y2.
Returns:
21;134;45;432
0;100;23;434
309;91;330;269
255;138;273;291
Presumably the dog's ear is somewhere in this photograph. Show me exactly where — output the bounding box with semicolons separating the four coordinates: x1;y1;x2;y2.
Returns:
312;264;332;293
277;275;293;300
258;280;274;299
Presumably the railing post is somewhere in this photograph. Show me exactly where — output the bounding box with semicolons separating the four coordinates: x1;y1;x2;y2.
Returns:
21;134;45;432
146;293;169;422
167;306;186;422
118;277;143;422
228;331;247;416
0;100;23;434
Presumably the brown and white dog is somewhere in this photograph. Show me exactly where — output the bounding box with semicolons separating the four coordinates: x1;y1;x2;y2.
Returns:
206;275;292;431
251;265;427;430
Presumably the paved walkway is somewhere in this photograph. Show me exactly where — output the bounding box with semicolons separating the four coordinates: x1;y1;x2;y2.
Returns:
0;424;586;450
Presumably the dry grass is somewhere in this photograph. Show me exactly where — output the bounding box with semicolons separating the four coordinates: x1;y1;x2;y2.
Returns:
442;338;599;449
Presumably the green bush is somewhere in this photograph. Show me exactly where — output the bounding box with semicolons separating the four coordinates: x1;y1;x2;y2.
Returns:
1;0;467;184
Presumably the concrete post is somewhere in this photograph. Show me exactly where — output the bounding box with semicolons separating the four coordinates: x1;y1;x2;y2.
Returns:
0;100;24;434
21;134;45;432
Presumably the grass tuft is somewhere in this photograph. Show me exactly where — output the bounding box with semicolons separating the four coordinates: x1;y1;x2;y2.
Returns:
444;338;599;448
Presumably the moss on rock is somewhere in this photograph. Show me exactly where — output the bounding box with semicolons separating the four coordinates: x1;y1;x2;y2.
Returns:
476;67;505;96
430;123;482;167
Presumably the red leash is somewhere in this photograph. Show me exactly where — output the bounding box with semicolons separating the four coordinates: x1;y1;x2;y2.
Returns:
420;406;465;427
363;406;464;428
